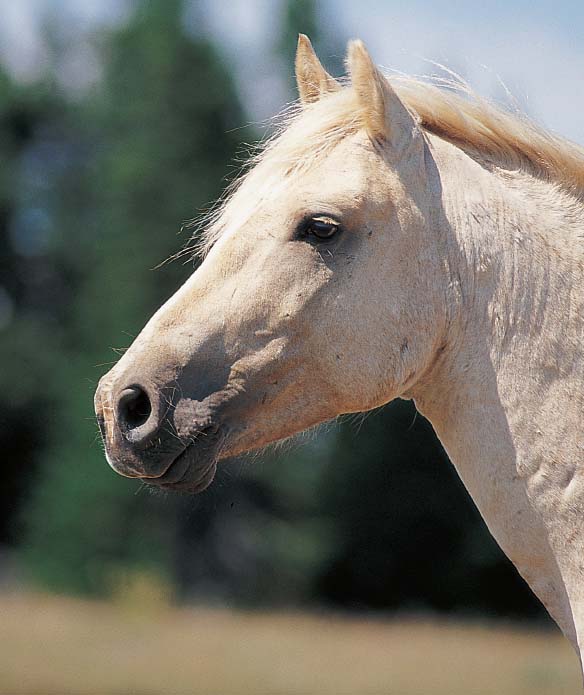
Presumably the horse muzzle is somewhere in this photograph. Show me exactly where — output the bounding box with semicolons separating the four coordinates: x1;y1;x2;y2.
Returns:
94;376;226;492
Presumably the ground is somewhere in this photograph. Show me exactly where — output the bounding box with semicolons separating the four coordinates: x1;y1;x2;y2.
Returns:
0;591;579;694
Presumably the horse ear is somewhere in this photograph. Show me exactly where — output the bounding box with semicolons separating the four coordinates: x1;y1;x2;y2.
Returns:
295;34;340;105
347;39;418;151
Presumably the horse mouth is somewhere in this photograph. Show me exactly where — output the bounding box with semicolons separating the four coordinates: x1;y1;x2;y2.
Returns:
143;445;218;492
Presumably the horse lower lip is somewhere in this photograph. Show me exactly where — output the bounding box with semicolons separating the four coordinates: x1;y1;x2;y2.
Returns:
153;446;192;484
142;445;217;492
161;461;217;492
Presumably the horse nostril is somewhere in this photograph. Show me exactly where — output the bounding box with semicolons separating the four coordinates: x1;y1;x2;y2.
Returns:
117;386;152;432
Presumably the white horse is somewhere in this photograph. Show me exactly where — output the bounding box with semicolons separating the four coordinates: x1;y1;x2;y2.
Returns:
95;36;584;669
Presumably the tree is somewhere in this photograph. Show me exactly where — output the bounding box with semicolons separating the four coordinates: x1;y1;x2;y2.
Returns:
18;0;549;618
21;0;248;595
316;400;545;618
0;68;68;545
277;0;344;93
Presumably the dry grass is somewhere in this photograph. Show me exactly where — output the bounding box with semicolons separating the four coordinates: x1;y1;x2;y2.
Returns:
0;591;580;695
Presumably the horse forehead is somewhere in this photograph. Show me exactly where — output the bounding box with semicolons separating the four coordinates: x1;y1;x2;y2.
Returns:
283;136;386;202
213;134;391;247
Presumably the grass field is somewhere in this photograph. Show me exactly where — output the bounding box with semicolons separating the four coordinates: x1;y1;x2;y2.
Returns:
0;591;580;695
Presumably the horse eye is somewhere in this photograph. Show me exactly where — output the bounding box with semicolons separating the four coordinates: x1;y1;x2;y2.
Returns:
305;219;340;240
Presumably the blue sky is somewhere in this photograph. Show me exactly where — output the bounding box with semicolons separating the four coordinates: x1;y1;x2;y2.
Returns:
1;0;583;144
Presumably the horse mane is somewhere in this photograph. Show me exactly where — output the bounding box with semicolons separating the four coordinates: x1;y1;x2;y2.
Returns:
394;75;584;197
193;73;584;257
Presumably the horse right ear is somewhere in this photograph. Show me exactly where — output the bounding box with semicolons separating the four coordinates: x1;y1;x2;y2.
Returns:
347;39;419;153
295;34;340;105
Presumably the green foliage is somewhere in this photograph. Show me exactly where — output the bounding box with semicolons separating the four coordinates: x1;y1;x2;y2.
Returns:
278;0;321;69
19;0;247;595
0;67;70;543
7;0;543;618
316;400;544;617
277;0;344;91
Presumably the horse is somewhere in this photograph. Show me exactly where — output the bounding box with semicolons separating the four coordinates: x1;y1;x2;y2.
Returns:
95;35;584;669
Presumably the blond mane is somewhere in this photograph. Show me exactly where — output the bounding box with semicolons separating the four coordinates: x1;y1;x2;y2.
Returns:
395;76;584;194
192;74;584;257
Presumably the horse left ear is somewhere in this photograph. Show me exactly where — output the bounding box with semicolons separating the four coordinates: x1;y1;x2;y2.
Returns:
295;34;340;105
347;39;418;152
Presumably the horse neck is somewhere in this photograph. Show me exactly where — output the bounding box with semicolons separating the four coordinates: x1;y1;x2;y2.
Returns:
411;135;584;655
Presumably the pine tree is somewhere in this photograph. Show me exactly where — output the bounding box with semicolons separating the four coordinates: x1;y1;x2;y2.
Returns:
21;0;247;595
0;70;66;545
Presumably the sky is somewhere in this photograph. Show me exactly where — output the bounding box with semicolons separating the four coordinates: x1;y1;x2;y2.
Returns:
0;0;583;144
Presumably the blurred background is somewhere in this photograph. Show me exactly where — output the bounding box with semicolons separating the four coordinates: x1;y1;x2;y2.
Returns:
0;1;582;693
